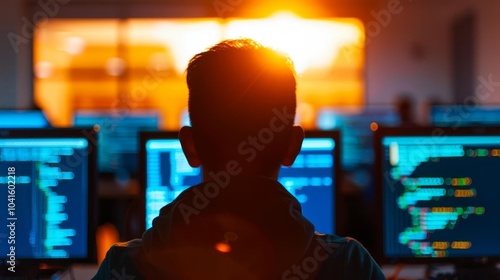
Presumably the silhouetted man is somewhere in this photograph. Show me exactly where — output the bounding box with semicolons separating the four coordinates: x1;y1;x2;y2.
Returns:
94;38;385;280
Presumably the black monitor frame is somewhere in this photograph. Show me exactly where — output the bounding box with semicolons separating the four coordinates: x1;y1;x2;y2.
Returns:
138;130;341;235
0;128;98;272
373;126;500;265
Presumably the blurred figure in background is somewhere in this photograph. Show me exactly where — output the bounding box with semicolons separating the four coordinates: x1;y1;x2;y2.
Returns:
394;94;419;127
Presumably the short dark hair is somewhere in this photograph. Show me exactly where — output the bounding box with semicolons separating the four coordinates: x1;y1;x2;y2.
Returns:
186;38;297;170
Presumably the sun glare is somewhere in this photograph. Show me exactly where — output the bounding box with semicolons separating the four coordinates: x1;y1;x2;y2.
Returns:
224;12;363;74
34;15;364;126
149;20;222;73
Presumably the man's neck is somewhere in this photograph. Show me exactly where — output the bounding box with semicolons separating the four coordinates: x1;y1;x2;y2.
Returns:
201;165;280;182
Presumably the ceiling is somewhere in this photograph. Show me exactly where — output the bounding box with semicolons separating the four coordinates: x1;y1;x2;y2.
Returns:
24;0;379;20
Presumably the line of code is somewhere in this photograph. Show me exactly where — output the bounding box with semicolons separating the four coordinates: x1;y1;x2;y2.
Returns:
0;139;89;259
383;136;500;258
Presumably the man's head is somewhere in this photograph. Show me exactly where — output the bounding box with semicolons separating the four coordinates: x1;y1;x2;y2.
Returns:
179;38;304;177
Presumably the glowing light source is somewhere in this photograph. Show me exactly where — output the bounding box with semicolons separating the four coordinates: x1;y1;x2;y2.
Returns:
151;21;221;73
295;102;315;128
64;36;86;55
105;57;126;76
34;17;364;126
224;12;363;74
34;61;54;79
149;52;170;71
214;242;231;253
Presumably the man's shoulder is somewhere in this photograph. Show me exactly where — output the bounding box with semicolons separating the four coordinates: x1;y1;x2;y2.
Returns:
110;239;143;250
313;233;359;251
93;239;146;280
311;233;372;261
315;233;348;243
104;239;144;259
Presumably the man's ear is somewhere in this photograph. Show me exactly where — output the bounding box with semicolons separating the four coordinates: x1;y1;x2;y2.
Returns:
179;126;201;168
281;125;304;167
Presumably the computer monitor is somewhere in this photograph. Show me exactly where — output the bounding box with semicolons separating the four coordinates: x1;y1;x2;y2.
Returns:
317;105;400;170
431;105;500;127
74;110;160;179
0;128;97;272
317;105;400;200
139;131;339;234
0;110;50;128
374;126;500;263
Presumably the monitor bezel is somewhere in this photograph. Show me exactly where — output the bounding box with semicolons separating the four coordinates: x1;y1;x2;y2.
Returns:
137;130;341;235
373;126;500;265
0;128;98;268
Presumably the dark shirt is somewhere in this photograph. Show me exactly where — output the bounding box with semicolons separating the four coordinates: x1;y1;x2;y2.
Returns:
94;176;386;279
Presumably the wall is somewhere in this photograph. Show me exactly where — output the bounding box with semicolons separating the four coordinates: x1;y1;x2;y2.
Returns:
365;0;500;121
475;0;500;104
3;0;500;112
0;0;32;109
366;0;454;105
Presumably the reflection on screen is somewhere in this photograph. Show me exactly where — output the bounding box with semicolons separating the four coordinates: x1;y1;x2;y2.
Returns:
0;138;90;259
381;135;500;258
144;138;336;233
